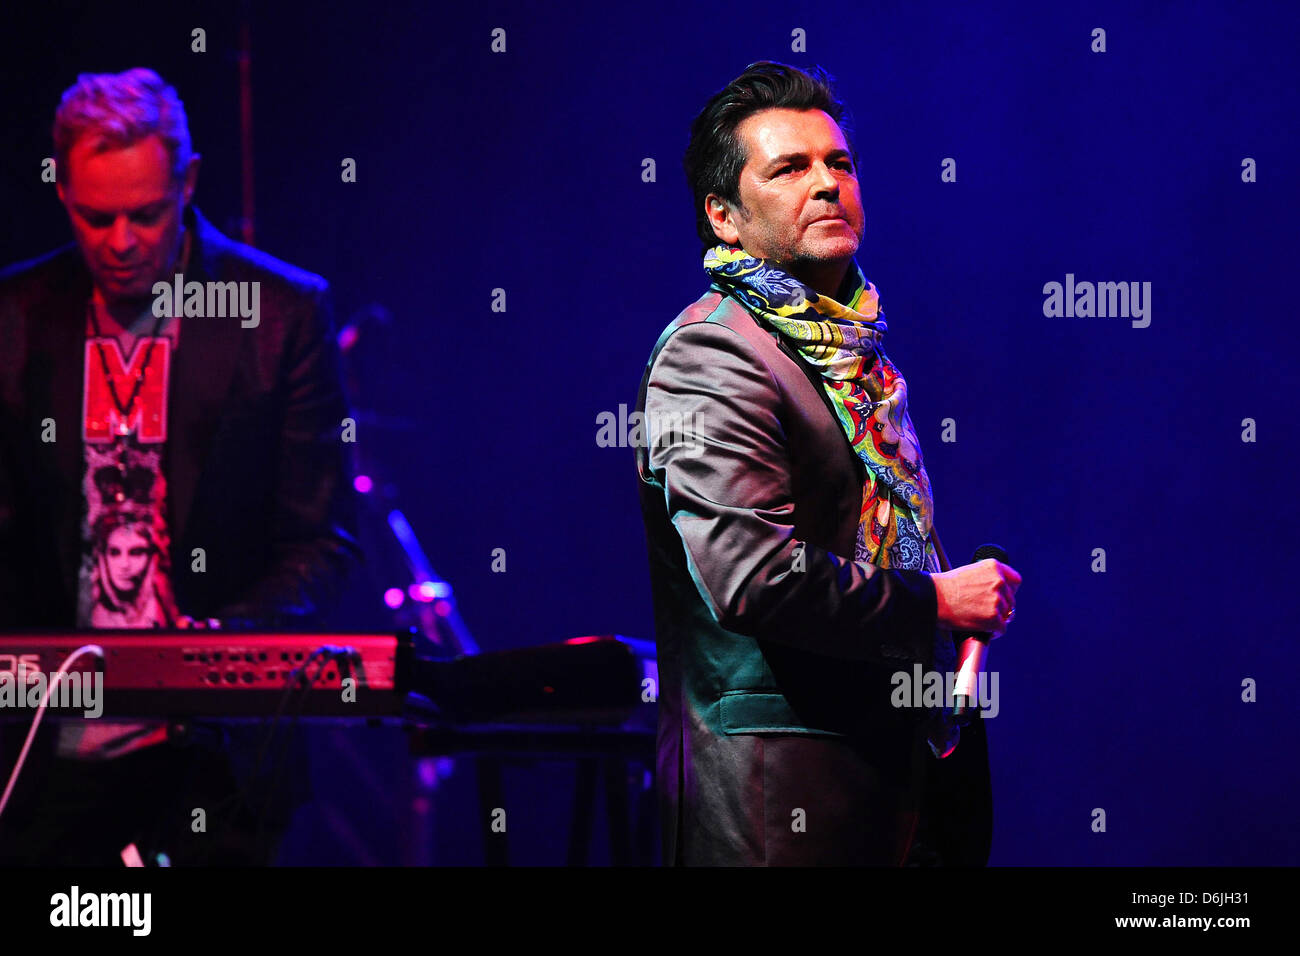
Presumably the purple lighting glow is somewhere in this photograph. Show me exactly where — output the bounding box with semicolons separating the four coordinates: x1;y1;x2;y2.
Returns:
409;580;451;602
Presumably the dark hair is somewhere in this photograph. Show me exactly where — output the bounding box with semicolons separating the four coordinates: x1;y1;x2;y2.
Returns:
683;60;859;255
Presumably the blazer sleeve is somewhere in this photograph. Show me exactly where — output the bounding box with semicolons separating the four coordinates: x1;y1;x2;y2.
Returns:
644;320;938;665
215;282;362;628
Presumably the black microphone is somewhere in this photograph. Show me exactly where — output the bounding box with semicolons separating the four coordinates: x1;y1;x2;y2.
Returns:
951;543;1009;722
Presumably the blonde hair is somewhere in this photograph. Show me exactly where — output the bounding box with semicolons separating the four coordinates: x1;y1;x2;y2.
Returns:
53;67;193;184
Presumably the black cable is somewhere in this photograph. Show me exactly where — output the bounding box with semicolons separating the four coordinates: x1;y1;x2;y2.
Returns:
189;644;363;865
252;646;360;861
251;651;332;861
200;652;321;865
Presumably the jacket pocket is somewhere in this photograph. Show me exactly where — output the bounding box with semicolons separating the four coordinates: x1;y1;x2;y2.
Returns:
717;690;848;737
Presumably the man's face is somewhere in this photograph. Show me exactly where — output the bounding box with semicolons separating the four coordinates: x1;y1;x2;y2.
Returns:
56;134;197;304
707;108;864;267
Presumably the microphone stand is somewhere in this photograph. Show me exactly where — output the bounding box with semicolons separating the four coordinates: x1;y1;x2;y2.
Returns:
338;304;480;865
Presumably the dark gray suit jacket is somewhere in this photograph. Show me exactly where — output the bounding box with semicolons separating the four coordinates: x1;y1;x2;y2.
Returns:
636;282;992;866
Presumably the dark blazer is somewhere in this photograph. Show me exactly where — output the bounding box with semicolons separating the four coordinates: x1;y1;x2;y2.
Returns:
636;282;992;866
0;205;361;629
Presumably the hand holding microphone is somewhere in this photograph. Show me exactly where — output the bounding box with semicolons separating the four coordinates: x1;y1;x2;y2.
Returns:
931;544;1022;721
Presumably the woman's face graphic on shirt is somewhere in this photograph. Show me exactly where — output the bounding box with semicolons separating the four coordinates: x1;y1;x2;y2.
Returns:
106;525;152;593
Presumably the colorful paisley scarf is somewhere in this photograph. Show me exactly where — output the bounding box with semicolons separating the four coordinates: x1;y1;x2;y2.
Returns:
704;243;938;573
703;243;959;757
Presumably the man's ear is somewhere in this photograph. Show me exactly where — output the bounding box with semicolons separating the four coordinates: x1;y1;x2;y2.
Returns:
705;195;740;246
180;153;201;206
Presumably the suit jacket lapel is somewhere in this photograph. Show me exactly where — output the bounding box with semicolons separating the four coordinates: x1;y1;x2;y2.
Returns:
33;252;93;610
771;328;868;485
167;206;245;543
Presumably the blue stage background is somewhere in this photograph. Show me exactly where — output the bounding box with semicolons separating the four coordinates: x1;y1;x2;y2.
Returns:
2;0;1296;865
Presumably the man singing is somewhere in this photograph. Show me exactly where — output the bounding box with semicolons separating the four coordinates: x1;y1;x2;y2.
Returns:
636;61;1021;865
0;68;360;864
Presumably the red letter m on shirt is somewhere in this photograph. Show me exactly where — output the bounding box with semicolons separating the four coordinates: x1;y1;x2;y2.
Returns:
83;337;171;443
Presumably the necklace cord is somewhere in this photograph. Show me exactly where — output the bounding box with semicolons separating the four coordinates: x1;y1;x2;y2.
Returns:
86;300;170;424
